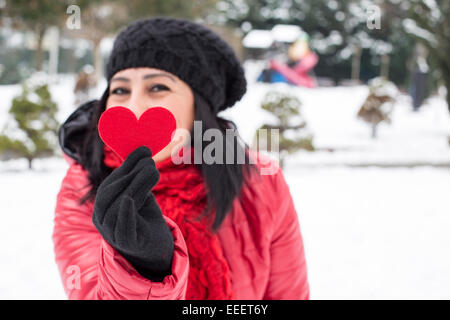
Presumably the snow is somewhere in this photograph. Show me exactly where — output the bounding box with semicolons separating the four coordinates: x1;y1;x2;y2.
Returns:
1;63;450;299
0;74;106;130
423;0;442;21
286;166;450;299
271;24;305;43
0;158;68;299
242;30;274;49
242;24;307;49
403;18;438;45
222;62;450;167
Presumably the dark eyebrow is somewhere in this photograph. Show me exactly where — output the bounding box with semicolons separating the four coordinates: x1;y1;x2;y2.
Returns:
110;76;130;83
143;73;176;82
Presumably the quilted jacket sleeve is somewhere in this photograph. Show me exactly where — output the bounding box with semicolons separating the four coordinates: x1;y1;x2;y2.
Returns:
263;167;310;300
52;156;189;300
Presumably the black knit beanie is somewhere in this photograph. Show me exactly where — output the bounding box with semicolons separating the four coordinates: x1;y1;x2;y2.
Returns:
105;17;247;113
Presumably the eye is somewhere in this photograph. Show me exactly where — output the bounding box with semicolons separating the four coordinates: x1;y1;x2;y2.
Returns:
111;87;130;95
149;84;170;92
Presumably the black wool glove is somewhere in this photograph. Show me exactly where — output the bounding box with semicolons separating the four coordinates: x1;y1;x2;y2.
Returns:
92;146;174;282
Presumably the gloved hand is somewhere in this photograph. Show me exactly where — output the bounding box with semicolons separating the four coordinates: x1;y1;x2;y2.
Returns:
92;146;174;282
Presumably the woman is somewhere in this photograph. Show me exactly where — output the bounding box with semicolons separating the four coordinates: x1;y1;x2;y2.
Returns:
53;17;309;300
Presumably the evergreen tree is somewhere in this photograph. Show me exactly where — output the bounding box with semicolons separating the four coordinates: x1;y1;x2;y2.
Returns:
64;0;218;83
126;0;218;21
406;0;450;113
216;0;415;87
253;90;314;168
3;0;68;71
0;80;59;169
356;77;397;139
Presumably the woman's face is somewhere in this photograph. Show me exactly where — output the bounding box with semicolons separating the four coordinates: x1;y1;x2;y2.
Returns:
106;67;195;163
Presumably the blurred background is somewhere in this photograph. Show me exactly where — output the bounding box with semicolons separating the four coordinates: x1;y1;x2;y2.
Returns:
0;0;449;299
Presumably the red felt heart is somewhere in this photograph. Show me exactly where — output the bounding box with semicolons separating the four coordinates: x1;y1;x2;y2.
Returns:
98;106;177;161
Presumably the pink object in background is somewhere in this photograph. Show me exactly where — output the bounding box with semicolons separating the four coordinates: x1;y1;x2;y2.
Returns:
270;51;318;88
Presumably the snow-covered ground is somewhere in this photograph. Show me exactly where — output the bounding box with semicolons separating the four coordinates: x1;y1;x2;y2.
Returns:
1;64;450;299
287;166;450;299
0;159;67;299
223;61;450;167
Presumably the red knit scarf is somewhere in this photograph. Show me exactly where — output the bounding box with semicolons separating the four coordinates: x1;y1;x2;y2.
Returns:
103;144;234;300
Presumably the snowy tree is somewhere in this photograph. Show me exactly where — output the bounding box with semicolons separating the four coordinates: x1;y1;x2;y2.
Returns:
63;0;218;83
0;77;59;169
215;0;416;86
357;77;397;139
126;0;218;21
404;0;450;113
2;0;74;71
252;90;314;168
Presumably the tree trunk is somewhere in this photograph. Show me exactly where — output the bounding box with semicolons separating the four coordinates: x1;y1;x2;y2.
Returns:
446;83;450;115
48;27;60;75
352;44;362;82
28;158;33;170
442;66;450;115
35;26;47;72
92;39;103;84
371;123;378;139
380;54;390;80
279;156;285;170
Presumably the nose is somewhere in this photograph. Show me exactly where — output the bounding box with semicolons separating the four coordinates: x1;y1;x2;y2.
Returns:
128;91;151;119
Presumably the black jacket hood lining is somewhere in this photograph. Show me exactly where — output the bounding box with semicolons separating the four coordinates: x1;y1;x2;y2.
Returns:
58;100;97;163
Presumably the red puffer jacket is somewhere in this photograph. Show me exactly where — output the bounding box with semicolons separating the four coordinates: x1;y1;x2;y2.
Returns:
52;102;309;300
53;152;309;299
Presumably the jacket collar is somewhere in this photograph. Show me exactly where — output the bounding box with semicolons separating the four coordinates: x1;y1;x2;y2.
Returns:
58;100;97;163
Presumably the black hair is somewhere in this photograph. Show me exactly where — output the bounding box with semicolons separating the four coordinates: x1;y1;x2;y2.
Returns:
78;86;257;232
